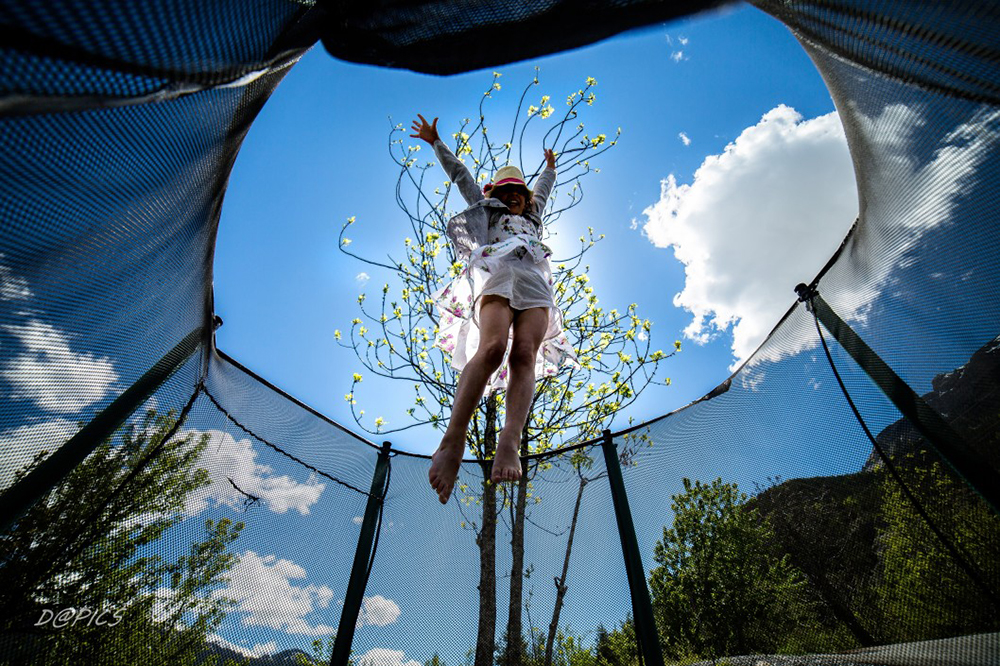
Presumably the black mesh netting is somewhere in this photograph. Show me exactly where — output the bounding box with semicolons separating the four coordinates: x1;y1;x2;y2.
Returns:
1;1;999;665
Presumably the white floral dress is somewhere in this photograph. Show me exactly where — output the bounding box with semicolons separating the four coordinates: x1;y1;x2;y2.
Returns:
431;140;578;391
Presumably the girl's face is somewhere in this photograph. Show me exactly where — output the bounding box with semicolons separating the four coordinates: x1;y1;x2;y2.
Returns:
493;186;528;216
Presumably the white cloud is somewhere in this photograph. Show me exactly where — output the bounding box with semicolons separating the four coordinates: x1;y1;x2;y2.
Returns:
0;418;79;489
642;105;856;366
642;102;1000;370
0;257;31;300
215;552;403;638
216;550;337;636
356;272;370;286
1;257;118;414
356;648;420;666
151;586;176;623
208;634;277;659
678;132;691;146
665;33;688;61
184;429;325;516
2;320;119;413
359;595;401;627
845;104;1000;309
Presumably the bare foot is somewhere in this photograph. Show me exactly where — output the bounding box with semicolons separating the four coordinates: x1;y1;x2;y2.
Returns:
490;434;522;484
429;437;464;504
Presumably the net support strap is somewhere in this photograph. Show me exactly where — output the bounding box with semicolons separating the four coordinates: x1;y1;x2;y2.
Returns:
601;430;665;666
330;441;392;666
795;284;1000;515
0;326;204;534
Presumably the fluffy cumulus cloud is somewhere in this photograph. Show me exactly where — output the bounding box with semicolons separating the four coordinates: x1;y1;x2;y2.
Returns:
0;257;121;487
0;418;79;488
216;551;337;636
215;551;404;637
358;595;401;627
208;634;277;659
1;319;119;414
642;105;856;366
642;101;1000;369
184;429;325;516
2;254;124;416
1;256;118;413
356;648;420;666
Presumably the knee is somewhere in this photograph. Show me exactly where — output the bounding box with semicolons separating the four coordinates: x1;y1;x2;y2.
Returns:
476;340;508;372
508;340;539;370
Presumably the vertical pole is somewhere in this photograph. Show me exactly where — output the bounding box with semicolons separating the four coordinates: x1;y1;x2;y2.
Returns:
601;430;665;666
330;442;392;666
0;327;203;534
796;285;1000;514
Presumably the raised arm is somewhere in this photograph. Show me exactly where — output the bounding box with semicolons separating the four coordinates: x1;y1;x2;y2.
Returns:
410;114;483;206
530;148;557;214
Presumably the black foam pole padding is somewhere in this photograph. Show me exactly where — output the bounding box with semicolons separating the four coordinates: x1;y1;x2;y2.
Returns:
330;441;392;666
0;327;204;535
799;286;1000;515
601;430;665;666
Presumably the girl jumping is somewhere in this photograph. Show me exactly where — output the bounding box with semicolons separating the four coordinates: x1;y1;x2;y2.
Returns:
410;114;576;504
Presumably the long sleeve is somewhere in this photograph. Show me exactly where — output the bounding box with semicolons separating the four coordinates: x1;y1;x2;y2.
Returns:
433;139;484;206
530;166;556;217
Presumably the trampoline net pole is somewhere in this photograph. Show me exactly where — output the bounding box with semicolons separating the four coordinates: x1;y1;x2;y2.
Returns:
601;429;665;666
796;285;1000;515
330;442;392;666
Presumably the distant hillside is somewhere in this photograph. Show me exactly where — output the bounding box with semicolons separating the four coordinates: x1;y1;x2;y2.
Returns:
863;334;1000;472
197;641;312;665
753;333;1000;646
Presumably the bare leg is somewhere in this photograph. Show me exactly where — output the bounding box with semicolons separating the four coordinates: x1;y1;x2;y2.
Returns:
491;307;549;484
429;296;513;504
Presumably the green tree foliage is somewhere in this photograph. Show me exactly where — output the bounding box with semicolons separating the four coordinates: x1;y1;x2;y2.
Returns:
875;454;1000;641
649;478;814;660
512;622;598;666
0;409;244;666
593;617;637;666
751;475;878;648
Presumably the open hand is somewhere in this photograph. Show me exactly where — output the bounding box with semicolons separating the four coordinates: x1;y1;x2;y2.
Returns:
410;114;440;145
544;148;556;169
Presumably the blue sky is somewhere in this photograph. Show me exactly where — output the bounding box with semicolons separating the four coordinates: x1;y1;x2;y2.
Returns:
213;3;848;460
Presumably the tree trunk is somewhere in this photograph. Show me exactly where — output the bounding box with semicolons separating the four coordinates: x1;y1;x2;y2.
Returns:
474;396;499;666
545;476;588;666
501;437;530;665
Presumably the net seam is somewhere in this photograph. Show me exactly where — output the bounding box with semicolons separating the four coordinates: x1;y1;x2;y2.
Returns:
201;384;372;498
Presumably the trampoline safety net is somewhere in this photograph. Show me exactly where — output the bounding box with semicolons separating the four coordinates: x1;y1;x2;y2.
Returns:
1;1;998;665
